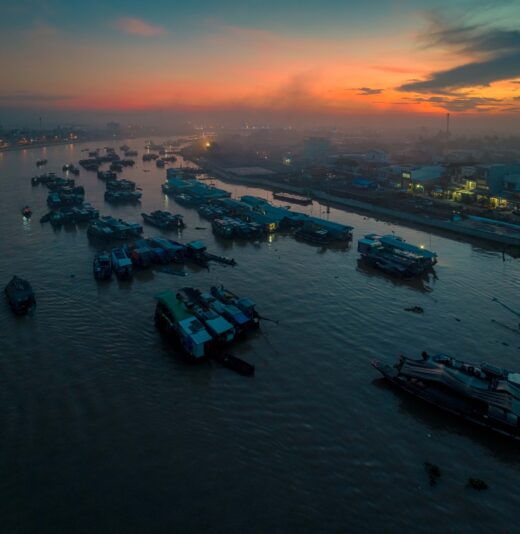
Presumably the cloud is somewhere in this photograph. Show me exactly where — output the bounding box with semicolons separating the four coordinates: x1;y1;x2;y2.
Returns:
403;94;502;112
371;65;421;74
357;87;383;96
0;92;73;102
116;17;166;37
398;18;520;93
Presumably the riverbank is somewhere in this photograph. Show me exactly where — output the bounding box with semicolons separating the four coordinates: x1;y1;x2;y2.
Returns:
194;158;520;251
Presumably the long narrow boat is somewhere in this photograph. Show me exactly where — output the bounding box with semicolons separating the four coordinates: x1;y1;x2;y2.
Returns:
372;353;520;440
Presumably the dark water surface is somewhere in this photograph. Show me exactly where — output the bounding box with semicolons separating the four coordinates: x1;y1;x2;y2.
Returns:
1;140;519;532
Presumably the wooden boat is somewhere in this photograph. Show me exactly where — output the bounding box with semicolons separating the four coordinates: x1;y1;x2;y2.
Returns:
21;206;32;219
273;192;312;205
213;352;255;376
93;251;112;280
4;276;35;314
142;210;185;230
372;353;520;441
111;247;133;279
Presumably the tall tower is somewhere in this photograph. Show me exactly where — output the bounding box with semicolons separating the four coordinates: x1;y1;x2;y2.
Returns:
446;113;450;136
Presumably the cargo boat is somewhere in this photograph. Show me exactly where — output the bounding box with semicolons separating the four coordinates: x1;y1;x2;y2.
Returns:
372;353;520;441
4;276;36;314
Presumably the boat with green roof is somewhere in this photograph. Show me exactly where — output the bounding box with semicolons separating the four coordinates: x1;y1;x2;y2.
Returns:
155;290;213;358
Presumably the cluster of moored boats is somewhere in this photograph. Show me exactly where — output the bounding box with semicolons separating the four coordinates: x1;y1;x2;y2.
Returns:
155;285;259;366
92;236;235;280
97;168;142;203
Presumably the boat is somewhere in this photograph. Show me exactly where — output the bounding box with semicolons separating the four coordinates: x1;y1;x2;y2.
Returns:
47;188;85;208
372;353;520;441
36;159;47;167
273;192;312;205
358;234;435;277
141;210;185;230
110;247;133;279
104;190;142;204
109;162;123;172
154;290;213;358
156;159;165;168
4;276;36;314
197;291;252;333
93;251;112;280
125;150;138;157
87;216;143;241
106;179;136;191
294;225;329;245
97;170;118;181
62;164;80;175
210;286;260;328
213;352;255;376
176;287;236;344
128;239;155;268
147;236;186;262
142;153;158;161
21;206;32;219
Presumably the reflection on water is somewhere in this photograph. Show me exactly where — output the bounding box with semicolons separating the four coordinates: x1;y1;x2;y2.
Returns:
0;137;519;532
356;259;434;293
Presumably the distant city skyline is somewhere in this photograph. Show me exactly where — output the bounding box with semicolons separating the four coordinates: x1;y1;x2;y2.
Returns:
1;0;520;130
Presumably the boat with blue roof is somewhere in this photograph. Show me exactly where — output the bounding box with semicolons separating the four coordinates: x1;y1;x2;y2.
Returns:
358;234;437;277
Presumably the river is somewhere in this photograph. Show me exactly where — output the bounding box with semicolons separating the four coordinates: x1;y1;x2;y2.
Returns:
1;139;519;532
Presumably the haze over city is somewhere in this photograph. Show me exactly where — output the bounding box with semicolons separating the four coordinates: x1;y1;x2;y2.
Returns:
2;0;520;132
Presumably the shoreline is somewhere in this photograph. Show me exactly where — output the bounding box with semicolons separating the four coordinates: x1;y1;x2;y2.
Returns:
193;158;520;252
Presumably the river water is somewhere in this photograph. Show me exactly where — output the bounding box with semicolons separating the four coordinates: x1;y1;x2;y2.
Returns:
1;139;519;532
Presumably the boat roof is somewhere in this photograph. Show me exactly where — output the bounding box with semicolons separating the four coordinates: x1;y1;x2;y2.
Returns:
380;235;437;258
237;297;255;309
205;316;234;335
179;317;213;344
401;356;520;414
155;291;192;321
187;240;206;250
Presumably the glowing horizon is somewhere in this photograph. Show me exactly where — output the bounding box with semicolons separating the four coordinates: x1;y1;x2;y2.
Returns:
1;1;520;119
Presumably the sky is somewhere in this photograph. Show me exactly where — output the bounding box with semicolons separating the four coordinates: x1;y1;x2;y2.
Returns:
1;0;520;130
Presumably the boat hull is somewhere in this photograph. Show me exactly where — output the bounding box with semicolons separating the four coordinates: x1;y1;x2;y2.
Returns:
372;360;520;441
